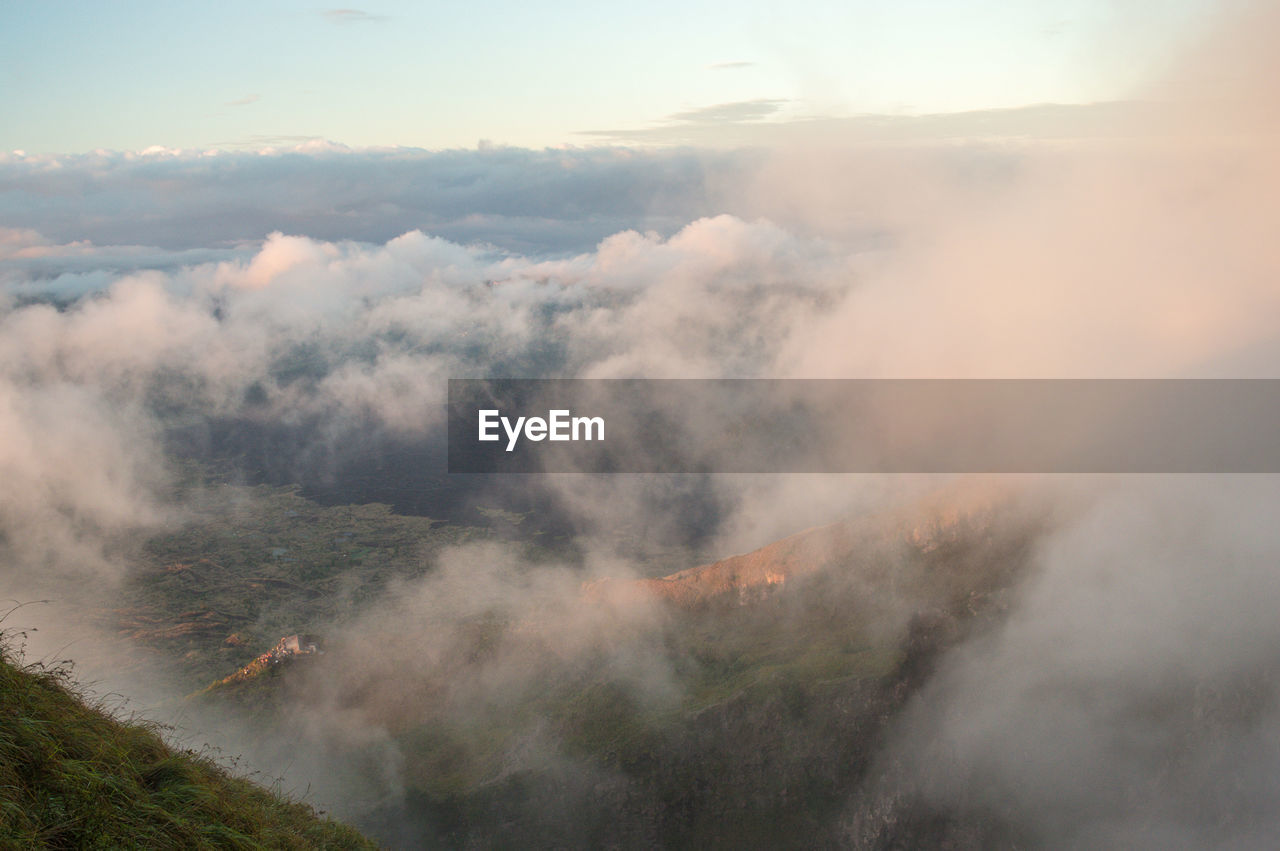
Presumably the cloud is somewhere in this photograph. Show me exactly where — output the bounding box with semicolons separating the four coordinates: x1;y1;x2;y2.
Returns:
878;478;1280;846
578;99;1189;146
211;134;323;148
224;94;261;107
321;8;388;23
0;145;733;255
668;98;787;124
706;61;755;71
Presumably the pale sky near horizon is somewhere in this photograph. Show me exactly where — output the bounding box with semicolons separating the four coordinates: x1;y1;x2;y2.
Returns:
1;0;1217;154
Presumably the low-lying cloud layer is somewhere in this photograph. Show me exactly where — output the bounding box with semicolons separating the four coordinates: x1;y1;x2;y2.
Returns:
0;146;733;255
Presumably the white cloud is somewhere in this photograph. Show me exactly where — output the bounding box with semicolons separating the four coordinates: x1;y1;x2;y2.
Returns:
0;145;730;254
321;9;389;24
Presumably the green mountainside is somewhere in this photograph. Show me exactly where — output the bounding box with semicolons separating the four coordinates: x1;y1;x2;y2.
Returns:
0;641;375;849
149;482;1048;848
19;472;1050;847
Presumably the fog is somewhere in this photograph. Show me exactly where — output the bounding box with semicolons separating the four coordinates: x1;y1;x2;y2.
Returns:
876;477;1280;848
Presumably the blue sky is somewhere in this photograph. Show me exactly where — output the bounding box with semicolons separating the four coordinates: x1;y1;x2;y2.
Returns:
2;0;1215;153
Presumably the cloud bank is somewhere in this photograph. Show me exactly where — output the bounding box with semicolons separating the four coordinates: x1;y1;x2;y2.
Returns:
0;146;734;256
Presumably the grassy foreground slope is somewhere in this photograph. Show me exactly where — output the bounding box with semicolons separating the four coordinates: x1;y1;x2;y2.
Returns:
0;644;375;850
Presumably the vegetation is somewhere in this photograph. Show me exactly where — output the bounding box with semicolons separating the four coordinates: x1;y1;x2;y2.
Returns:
106;477;1041;847
0;638;376;849
118;482;518;690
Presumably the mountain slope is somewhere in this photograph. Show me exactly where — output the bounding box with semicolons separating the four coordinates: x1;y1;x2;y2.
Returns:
591;480;1030;610
214;484;1051;847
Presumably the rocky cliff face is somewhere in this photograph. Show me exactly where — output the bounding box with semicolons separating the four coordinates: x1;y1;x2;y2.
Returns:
587;479;1036;612
200;633;322;695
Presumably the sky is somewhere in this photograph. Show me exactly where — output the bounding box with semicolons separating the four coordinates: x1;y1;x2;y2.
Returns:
1;0;1217;153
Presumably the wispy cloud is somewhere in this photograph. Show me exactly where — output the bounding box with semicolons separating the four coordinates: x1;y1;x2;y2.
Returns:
321;8;388;23
210;133;325;148
224;94;261;108
577;98;791;144
577;99;1184;146
668;99;787;124
707;61;755;71
1041;18;1069;38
